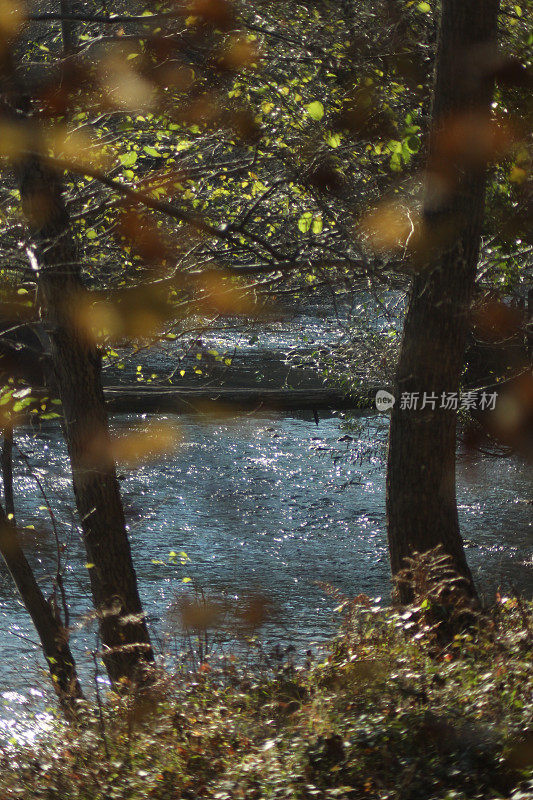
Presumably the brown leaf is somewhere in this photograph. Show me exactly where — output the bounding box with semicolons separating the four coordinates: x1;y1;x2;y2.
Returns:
472;299;525;342
187;0;235;30
84;421;182;469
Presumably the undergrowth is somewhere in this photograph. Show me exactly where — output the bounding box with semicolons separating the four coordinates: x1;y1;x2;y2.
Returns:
1;587;532;800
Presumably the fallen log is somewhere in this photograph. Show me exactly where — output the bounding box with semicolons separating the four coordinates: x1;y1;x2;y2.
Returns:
101;385;376;415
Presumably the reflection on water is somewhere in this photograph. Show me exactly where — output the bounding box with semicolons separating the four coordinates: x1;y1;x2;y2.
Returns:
0;411;531;743
0;690;54;748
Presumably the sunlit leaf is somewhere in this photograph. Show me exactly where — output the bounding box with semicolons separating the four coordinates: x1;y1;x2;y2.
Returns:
306;101;325;121
120;151;138;168
327;133;341;148
312;215;323;234
298;211;313;233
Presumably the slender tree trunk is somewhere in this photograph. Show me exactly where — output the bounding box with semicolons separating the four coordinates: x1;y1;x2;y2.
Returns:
386;0;500;601
60;0;76;55
17;153;154;685
0;501;82;716
1;425;16;522
526;289;533;367
0;2;153;687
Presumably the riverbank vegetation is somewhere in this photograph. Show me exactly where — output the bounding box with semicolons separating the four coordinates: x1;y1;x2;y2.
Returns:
1;578;532;800
0;0;531;780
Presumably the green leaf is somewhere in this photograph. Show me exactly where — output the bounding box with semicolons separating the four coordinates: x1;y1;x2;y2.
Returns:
13;387;31;399
417;2;431;11
405;135;420;153
312;215;323;234
120;151;138;168
13;398;32;412
306;101;324;121
390;151;402;171
143;146;160;157
298;211;313;233
401;141;412;163
327;133;341;148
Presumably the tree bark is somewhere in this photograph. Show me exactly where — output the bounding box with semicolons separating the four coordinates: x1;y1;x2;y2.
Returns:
0;3;153;687
60;0;76;55
17;153;154;684
0;501;82;716
386;0;500;601
526;289;533;367
1;425;16;523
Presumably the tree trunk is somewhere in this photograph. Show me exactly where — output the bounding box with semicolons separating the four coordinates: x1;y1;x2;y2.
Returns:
0;1;153;687
526;289;533;367
386;0;500;601
1;425;16;522
60;0;76;54
0;501;82;716
17;153;154;685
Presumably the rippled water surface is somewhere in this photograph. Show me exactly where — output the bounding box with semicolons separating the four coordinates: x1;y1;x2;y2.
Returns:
1;293;531;741
0;409;531;742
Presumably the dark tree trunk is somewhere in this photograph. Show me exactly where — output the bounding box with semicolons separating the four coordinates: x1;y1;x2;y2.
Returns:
0;3;153;687
0;502;82;716
17;154;154;684
526;289;533;367
1;425;16;522
386;0;500;601
60;0;76;54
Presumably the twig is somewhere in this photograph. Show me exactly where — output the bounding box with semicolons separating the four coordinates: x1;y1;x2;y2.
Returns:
15;441;69;628
1;424;16;524
93;640;110;761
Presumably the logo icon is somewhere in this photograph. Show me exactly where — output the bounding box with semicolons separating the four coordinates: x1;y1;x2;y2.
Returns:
375;390;395;412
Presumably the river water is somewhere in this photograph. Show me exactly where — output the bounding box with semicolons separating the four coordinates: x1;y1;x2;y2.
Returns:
0;296;531;743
